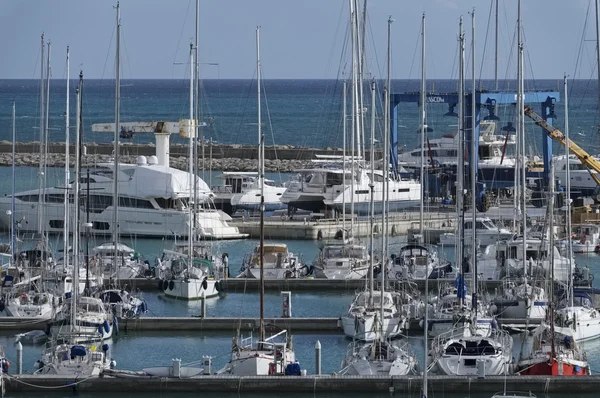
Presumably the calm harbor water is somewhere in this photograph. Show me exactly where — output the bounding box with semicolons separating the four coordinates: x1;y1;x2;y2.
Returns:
1;79;600;155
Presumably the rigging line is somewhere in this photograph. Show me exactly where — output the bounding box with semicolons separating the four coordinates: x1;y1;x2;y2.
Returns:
100;18;117;81
259;66;283;182
231;71;257;147
477;0;494;83
319;21;350;151
171;0;193;77
405;20;422;88
500;20;517;92
449;30;460;81
119;27;135;81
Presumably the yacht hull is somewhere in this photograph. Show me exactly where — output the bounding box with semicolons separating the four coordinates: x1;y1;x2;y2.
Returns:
517;358;589;376
163;279;219;300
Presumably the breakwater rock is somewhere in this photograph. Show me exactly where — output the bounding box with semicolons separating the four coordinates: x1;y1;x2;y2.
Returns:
0;152;310;173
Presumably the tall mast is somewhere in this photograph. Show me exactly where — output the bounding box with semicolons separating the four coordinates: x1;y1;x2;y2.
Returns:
549;159;556;359
382;15;393;274
470;9;477;317
368;80;375;306
257;26;266;343
354;0;364;159
37;33;45;236
188;43;195;277
596;0;600;117
494;0;499;91
564;74;574;308
11;102;16;264
419;13;426;238
518;0;527;274
42;41;51;244
112;2;121;279
350;0;357;229
193;0;200;229
72;77;82;334
342;80;347;239
457;16;465;306
64;46;70;272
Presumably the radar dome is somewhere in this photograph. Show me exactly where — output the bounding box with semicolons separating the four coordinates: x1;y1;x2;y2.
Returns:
136;156;147;166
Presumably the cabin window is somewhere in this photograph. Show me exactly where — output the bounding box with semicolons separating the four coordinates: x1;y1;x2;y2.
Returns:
86;195;113;213
49;220;64;228
92;222;110;230
118;197;154;209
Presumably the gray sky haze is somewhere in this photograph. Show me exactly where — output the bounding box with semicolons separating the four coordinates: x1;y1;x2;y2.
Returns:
0;0;596;80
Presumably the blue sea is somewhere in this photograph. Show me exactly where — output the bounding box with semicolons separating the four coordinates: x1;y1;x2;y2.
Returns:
1;79;599;156
1;80;600;397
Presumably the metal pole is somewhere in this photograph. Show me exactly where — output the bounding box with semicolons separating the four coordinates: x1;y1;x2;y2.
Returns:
494;0;499;91
564;74;574;308
470;8;477;316
457;16;465;305
315;340;322;375
38;33;45;235
596;0;600;119
257;26;265;343
11;102;16;264
64;46;70;273
113;2;121;281
419;13;426;238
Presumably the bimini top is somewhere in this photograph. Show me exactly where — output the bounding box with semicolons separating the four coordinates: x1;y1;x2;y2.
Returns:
93;242;135;255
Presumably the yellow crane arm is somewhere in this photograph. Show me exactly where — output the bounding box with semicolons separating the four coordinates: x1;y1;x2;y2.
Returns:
523;106;600;185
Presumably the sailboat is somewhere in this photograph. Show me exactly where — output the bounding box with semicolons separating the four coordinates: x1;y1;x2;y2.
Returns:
492;0;548;321
160;43;220;301
341;78;408;342
429;12;513;377
552;75;600;343
36;56;114;376
516;159;590;376
217;28;296;376
340;16;417;375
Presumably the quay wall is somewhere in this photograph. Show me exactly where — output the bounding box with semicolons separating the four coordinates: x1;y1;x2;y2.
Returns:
0;142;384;172
5;374;600;394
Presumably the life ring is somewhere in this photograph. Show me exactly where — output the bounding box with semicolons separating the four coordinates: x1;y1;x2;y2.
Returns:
317;230;323;240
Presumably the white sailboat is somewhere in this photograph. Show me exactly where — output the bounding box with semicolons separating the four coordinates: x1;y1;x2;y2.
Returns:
161;43;219;301
218;28;296;376
36;48;114;376
429;13;512;376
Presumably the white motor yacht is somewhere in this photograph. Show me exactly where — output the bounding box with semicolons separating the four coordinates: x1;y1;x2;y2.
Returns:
0;155;246;240
230;174;287;212
398;120;517;189
554;291;600;343
439;217;514;247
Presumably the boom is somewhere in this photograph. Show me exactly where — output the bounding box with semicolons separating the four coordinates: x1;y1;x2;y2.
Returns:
524;106;600;185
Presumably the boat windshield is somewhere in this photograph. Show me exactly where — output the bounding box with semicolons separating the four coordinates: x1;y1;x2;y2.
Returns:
323;246;366;259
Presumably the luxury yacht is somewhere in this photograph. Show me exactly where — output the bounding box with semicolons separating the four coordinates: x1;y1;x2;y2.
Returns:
0;156;246;240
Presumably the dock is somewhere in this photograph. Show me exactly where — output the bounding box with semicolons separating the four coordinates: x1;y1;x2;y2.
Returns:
231;211;455;240
118;277;508;292
3;374;598;394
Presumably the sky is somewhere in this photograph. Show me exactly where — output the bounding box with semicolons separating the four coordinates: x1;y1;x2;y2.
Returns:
0;0;597;80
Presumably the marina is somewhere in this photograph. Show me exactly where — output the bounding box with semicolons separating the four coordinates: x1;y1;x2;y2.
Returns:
3;0;600;396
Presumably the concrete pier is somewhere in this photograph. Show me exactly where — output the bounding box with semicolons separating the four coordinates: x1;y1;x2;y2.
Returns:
120;277;506;292
4;374;599;394
231;211;455;240
0;315;538;334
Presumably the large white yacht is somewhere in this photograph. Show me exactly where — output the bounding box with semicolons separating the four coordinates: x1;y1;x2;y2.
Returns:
281;160;421;215
0;155;246;240
555;154;600;197
398;120;516;188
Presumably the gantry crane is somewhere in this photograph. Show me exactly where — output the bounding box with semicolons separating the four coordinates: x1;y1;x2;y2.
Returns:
524;106;600;201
